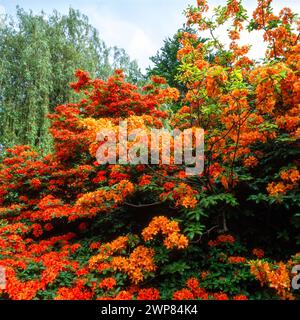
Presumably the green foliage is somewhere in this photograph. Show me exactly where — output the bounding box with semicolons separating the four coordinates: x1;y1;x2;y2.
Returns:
0;7;142;152
16;262;46;281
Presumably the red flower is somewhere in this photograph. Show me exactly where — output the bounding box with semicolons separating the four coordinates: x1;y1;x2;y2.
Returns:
92;171;107;183
173;289;194;300
228;256;246;264
115;291;133;300
99;277;117;290
208;234;235;247
252;248;265;259
78;222;88;231
139;175;152;186
217;234;235;244
90;242;101;250
44;223;53;232
32;223;43;238
163;182;175;191
233;295;248;300
213;293;229;300
186;277;200;291
137;288;160;300
29;178;42;190
151;75;167;84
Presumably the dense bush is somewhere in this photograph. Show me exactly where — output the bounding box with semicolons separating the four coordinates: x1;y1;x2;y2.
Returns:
0;0;299;300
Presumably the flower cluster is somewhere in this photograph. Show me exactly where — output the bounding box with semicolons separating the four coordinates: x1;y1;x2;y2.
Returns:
249;260;294;300
112;246;156;284
142;216;189;249
173;277;248;300
74;180;135;219
208;235;235;247
267;168;300;196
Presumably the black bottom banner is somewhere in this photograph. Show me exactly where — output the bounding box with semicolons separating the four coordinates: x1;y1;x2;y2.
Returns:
0;300;298;319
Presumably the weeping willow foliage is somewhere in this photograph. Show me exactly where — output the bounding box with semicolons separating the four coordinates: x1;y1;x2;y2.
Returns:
0;8;142;153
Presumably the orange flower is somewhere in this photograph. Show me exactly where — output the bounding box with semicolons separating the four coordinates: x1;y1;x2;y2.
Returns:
137;288;160;300
267;182;293;196
114;291;133;300
186;278;200;291
99;277;117;290
89;236;128;267
173;288;194;300
112;246;156;284
249;260;294;300
213;293;229;300
29;178;42;190
233;294;248;300
228;256;246;264
243;156;258;168
151;75;167;84
280;168;300;184
142;216;188;250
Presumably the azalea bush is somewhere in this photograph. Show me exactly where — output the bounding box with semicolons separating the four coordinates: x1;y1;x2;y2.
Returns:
0;0;299;300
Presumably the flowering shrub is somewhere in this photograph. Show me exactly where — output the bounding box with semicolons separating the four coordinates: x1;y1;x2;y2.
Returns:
0;0;299;300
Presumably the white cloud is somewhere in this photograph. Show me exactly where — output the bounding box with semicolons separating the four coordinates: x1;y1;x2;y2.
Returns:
83;6;157;71
128;28;156;69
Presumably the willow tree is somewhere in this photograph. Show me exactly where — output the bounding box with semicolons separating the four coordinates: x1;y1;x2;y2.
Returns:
0;8;142;152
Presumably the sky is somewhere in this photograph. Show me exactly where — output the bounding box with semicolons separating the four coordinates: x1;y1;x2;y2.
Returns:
0;0;299;71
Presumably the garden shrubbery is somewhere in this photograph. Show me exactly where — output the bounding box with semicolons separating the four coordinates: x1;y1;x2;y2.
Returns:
0;0;299;300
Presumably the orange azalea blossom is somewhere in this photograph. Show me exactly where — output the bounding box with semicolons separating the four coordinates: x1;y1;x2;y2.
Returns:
137;288;160;300
88;236;129;269
151;75;167;84
55;285;93;300
111;246;156;284
249;260;295;300
114;291;133;300
267;168;300;196
228;256;247;264
89;217;188;285
89;242;101;250
158;87;180;103
267;182;294;196
173;288;194;300
280;168;300;184
142;216;189;249
43;223;53;232
186;277;200;291
32;223;43;238
29;178;42;190
186;278;209;300
213;293;229;300
233;295;248;300
160;183;198;209
243;156;258;168
99;277;117;290
74;180;135;219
